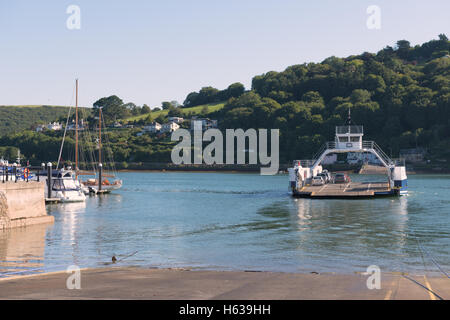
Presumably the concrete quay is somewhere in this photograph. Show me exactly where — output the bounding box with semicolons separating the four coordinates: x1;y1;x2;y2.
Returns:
0;267;449;300
0;181;54;229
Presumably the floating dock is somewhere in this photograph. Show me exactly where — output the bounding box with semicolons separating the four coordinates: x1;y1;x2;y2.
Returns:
294;181;393;199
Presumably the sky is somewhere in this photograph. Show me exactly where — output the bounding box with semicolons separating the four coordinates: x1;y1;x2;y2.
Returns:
0;0;449;108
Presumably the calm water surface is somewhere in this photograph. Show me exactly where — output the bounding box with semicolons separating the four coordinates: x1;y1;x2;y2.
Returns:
1;172;449;277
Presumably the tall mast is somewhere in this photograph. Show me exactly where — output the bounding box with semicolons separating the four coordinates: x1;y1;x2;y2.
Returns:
75;79;79;176
99;107;102;165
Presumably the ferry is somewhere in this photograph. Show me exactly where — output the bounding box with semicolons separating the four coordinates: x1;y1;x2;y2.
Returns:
288;113;408;198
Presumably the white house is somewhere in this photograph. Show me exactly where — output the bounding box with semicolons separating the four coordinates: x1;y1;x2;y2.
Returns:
160;121;180;133
143;122;162;133
168;117;184;124
36;122;62;132
47;122;62;130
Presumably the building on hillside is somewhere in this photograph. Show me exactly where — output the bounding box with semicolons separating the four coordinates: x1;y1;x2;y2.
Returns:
47;122;63;130
399;148;426;163
190;117;218;131
67;119;85;131
35;122;63;132
143;122;161;133
160;121;180;133
168;117;184;124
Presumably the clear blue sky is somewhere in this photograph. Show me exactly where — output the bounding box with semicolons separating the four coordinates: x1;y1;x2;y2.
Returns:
0;0;449;108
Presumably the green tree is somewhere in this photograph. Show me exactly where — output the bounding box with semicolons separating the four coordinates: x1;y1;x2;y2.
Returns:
438;34;448;41
168;105;183;117
93;95;127;123
224;82;245;99
141;104;151;114
144;114;153;124
162;101;172;110
396;40;411;59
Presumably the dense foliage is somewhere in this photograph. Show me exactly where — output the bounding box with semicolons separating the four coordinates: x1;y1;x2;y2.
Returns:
183;83;245;107
217;36;450;162
0;105;71;135
0;129;174;165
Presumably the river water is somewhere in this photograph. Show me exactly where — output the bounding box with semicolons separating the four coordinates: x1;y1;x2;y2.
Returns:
0;172;449;277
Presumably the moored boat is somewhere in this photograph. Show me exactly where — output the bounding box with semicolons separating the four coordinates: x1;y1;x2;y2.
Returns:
79;102;123;194
37;168;86;202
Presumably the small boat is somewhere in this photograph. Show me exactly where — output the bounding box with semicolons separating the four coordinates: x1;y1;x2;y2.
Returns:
41;79;86;203
39;168;86;202
81;177;122;194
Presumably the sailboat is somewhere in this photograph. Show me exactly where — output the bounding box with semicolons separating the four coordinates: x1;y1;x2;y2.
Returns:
80;106;123;194
40;79;86;202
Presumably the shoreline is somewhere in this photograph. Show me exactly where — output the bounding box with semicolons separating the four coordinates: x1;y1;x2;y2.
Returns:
1;263;445;280
0;266;448;300
115;168;450;175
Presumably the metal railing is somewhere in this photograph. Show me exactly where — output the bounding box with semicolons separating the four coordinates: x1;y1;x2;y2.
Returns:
311;141;336;161
0;166;39;183
292;160;315;167
293;139;401;169
362;141;394;167
326;141;336;149
393;158;405;166
336;125;363;134
372;142;394;167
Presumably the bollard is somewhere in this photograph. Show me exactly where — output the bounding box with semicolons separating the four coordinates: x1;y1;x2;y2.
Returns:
47;162;52;199
98;163;103;191
41;163;45;184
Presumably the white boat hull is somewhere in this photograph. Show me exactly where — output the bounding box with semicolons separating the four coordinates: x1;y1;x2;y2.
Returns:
49;190;86;202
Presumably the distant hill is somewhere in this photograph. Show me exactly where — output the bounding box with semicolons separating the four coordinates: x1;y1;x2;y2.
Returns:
124;102;225;123
0;105;73;135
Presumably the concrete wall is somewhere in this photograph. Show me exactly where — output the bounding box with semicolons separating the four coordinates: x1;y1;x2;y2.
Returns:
0;181;54;229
